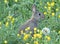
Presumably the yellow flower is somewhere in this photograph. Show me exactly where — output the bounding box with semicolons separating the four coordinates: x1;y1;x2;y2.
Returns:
14;0;18;2
51;2;55;6
23;34;30;40
45;36;51;41
44;6;47;9
17;34;20;37
58;31;60;34
45;36;48;38
47;2;49;4
23;33;26;35
5;22;9;27
21;30;24;34
25;27;30;31
47;36;51;41
11;18;15;24
4;0;8;4
34;28;37;33
48;7;51;10
12;18;15;21
37;29;40;32
34;41;39;44
56;8;59;11
30;31;32;34
33;34;37;38
33;34;42;39
4;40;8;44
27;27;30;29
44;12;47;15
26;43;29;44
32;37;34;39
8;16;12;19
47;2;50;6
34;27;37;31
36;34;42;38
52;13;55;16
58;15;60;18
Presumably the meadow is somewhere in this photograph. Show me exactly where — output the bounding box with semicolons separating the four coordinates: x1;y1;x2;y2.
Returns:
0;0;60;44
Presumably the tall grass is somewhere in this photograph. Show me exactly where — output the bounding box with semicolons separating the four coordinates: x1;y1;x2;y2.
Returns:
0;0;60;44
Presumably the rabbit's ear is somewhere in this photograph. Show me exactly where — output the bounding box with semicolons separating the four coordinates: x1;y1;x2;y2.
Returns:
32;4;36;13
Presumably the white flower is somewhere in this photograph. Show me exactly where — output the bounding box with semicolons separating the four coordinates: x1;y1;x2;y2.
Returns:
42;27;50;35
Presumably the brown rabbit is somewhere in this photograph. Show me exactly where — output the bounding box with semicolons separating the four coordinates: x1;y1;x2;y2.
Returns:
18;4;44;35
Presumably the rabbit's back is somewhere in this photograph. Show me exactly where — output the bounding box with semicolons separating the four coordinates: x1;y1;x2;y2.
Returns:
19;19;37;34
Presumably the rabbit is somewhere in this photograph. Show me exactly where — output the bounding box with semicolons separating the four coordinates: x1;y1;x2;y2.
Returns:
18;4;45;35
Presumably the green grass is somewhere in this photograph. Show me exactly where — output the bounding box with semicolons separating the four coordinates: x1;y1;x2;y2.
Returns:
0;0;60;44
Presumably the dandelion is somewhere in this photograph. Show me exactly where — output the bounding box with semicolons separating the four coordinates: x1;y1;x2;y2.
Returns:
32;37;34;39
11;18;15;24
47;2;49;4
47;2;50;6
26;43;29;44
33;34;42;39
37;34;42;38
52;12;55;16
34;28;37;33
23;34;30;40
30;31;32;34
44;12;47;15
58;31;60;34
5;21;9;27
4;0;8;4
14;0;18;2
34;27;37;31
20;30;24;34
45;36;51;41
56;8;59;11
23;33;26;35
17;34;20;37
25;27;30;31
48;7;51;10
37;29;40;32
4;40;8;44
42;27;50;35
8;16;12;19
33;34;37;39
27;27;30;29
51;2;55;6
44;6;47;9
34;41;39;44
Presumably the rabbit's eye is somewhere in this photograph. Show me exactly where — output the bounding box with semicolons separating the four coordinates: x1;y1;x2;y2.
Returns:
39;13;41;15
